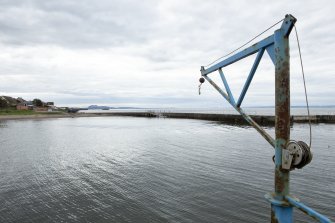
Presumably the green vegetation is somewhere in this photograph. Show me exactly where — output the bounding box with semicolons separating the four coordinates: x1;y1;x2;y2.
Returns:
0;96;17;108
0;109;65;116
0;96;66;118
35;111;65;115
32;98;43;107
0;109;36;115
0;99;8;108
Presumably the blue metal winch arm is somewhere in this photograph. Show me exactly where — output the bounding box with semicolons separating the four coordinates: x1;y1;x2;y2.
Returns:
201;35;274;76
199;14;333;222
200;13;296;77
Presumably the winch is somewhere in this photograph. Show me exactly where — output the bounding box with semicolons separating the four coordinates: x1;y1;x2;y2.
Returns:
198;14;332;222
281;140;312;170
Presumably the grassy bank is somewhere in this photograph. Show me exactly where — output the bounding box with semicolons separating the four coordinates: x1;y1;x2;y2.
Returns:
0;109;64;116
0;109;36;115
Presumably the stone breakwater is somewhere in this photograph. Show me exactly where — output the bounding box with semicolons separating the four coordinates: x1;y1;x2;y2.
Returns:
88;112;335;125
0;112;334;125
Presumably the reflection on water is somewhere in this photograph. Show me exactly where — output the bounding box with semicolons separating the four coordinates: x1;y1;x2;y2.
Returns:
0;121;7;128
0;117;334;222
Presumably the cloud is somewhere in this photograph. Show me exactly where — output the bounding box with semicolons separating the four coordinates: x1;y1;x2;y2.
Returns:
0;0;160;48
0;0;334;107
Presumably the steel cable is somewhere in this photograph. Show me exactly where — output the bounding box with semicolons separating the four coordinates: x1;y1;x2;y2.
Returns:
294;25;312;148
204;18;284;68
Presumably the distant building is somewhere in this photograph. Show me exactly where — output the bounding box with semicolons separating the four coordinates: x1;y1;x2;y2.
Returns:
47;105;57;112
16;102;28;110
46;102;54;106
16;101;34;110
26;101;34;110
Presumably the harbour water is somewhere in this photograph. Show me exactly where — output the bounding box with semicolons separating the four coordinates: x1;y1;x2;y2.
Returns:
0;116;334;222
80;106;335;116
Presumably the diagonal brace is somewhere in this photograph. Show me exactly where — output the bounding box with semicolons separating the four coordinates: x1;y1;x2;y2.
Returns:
218;69;235;105
237;48;265;107
203;76;230;102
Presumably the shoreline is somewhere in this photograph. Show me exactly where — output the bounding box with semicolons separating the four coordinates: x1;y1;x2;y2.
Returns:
0;113;97;120
0;112;334;124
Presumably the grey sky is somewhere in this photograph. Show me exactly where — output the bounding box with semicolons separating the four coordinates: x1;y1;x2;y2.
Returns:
0;0;334;107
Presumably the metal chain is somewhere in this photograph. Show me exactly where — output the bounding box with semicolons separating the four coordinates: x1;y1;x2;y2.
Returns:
198;83;202;95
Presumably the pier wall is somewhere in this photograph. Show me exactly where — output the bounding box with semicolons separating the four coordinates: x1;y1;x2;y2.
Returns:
1;111;334;124
90;112;335;125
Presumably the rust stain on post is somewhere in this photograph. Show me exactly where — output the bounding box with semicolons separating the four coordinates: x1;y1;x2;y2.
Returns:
274;29;290;199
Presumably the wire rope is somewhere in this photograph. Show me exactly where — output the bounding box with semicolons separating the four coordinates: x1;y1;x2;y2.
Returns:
294;25;312;148
204;18;284;68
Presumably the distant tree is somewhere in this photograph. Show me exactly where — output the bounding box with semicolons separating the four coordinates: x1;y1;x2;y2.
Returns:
0;98;9;108
32;98;43;107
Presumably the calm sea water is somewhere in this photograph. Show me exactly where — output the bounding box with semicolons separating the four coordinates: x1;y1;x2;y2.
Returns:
0;117;334;222
80;106;335;116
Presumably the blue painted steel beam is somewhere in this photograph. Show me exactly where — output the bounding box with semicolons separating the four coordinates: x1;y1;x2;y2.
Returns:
272;19;293;221
236;48;265;107
286;196;333;223
218;69;235;105
271;204;293;223
201;35;274;76
266;44;275;65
